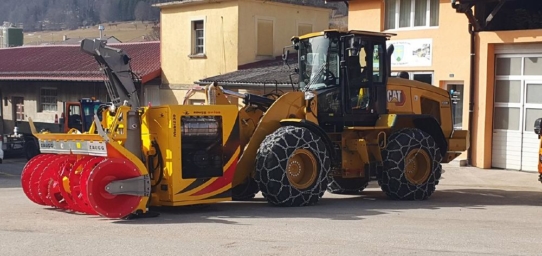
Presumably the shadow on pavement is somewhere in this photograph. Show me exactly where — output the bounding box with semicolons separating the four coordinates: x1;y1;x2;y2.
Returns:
0;156;27;188
106;188;542;225
0;174;22;188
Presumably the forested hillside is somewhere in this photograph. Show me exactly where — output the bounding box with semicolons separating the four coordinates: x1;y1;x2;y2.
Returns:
0;0;169;31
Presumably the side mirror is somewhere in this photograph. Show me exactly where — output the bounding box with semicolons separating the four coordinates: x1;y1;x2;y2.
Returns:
535;118;542;137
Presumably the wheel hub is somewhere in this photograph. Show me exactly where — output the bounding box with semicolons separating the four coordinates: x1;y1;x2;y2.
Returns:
404;149;431;185
286;148;317;190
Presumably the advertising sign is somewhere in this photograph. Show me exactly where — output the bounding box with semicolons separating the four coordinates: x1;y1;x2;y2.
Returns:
386;38;433;67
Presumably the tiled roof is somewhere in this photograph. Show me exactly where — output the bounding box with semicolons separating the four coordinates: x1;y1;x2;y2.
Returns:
197;54;299;87
0;41;160;84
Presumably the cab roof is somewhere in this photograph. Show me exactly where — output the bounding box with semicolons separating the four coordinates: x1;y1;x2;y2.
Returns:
295;29;397;41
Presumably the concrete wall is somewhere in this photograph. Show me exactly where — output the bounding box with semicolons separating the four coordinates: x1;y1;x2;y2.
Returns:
0;81;106;134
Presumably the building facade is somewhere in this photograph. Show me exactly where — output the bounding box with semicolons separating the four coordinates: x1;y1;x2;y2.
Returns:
154;0;333;104
0;42;161;135
334;0;542;172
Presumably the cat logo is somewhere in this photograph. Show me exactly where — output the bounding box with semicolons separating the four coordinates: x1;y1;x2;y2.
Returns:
387;90;406;106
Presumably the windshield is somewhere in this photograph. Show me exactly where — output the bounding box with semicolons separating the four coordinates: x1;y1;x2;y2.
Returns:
83;103;103;121
298;35;339;91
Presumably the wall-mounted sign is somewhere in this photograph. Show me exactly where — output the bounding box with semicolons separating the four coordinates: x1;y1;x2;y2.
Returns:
386;38;433;67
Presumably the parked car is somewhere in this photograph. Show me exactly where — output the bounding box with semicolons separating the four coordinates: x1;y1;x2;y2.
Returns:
0;135;4;163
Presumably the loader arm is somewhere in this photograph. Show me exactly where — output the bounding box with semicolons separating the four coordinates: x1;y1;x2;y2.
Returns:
80;39;140;109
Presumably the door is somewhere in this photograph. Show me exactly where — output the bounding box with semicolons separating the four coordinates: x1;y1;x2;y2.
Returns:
491;51;542;171
446;84;464;129
66;103;82;132
11;97;24;123
491;59;523;170
492;80;522;170
521;81;542;172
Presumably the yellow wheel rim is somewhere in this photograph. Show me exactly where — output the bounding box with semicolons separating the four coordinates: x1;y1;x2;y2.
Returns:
404;149;431;185
286;148;318;190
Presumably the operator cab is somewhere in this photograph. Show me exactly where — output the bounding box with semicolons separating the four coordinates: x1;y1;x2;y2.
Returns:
292;30;395;131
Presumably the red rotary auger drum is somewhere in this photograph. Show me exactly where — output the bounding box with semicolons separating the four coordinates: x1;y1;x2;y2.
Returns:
21;153;145;218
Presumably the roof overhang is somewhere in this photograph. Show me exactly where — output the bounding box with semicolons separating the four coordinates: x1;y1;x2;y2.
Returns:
153;0;230;9
154;0;335;10
0;77;105;82
293;29;396;41
195;80;295;89
140;69;162;84
452;0;515;31
0;68;161;84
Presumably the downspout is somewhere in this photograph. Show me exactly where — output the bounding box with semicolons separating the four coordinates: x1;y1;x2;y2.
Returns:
468;23;476;166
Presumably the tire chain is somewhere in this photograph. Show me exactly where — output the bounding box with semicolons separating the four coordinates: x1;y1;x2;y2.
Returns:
380;128;442;200
255;126;331;206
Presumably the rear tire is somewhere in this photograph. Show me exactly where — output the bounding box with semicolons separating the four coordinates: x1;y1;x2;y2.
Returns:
379;128;442;200
327;176;369;194
255;126;331;206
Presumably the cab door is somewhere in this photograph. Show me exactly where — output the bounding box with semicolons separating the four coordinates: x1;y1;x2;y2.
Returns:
65;102;82;132
341;38;387;127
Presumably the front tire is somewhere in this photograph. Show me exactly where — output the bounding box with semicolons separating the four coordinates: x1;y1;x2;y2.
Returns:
255;126;331;206
379;128;442;200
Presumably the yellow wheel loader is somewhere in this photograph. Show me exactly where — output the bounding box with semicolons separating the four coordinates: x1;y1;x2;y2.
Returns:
20;30;468;219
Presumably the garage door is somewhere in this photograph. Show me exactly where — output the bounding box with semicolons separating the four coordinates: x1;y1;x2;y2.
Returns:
492;54;542;172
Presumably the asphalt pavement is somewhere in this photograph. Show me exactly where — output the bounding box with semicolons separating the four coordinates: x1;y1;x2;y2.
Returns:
1;158;542;256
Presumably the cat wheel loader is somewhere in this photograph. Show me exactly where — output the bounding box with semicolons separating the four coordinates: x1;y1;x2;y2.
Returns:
20;29;468;219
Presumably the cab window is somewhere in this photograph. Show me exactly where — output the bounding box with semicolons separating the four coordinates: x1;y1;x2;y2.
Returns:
346;38;374;112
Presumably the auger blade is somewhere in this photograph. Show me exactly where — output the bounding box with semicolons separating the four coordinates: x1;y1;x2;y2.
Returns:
86;158;145;218
47;155;77;210
27;155;59;206
21;154;53;205
38;155;71;207
70;156;104;215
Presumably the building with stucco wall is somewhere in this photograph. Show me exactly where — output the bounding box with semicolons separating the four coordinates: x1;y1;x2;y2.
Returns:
326;0;542;172
153;0;333;105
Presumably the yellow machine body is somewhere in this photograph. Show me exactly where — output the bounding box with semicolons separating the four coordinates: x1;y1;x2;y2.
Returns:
142;104;241;206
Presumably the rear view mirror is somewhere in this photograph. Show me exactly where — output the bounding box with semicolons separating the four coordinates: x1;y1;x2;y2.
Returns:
534;118;542;137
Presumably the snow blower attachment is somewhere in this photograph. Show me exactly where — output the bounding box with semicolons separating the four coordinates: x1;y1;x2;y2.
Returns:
20;39;152;218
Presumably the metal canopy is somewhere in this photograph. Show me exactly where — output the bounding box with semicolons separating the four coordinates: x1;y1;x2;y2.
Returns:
452;0;514;31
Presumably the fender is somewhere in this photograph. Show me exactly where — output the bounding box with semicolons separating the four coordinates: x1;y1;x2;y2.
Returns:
394;114;448;158
280;118;338;165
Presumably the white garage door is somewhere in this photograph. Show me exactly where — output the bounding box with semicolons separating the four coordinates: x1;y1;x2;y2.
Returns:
492;54;542;172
